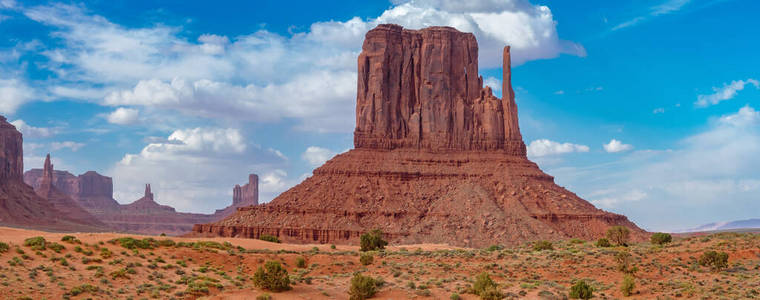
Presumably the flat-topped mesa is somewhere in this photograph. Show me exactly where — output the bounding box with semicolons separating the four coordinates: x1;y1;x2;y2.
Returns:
354;24;526;155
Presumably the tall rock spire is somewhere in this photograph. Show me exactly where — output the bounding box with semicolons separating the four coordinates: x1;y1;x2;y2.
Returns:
502;46;522;142
41;154;54;185
144;184;153;200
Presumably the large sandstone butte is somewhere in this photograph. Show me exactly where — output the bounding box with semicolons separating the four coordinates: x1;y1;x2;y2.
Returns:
0;116;98;231
25;168;261;235
193;24;646;247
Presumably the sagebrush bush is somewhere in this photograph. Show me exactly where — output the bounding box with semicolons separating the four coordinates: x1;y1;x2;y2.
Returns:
595;238;612;247
258;234;281;243
650;232;672;245
533;240;553;251
606;226;630;246
253;261;291;292
296;256;306;268
256;293;272;300
61;235;81;244
48;242;65;253
472;272;502;299
360;229;388;251
349;273;377;300
24;236;46;250
698;251;728;271
360;252;374;266
620;274;635;296
615;251;638;274
569;280;593;299
0;242;9;253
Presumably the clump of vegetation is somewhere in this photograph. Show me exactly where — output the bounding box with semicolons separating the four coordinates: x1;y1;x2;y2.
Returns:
348;273;377;300
69;284;99;296
24;236;47;250
109;237;157;249
258;234;280;243
606;226;630;246
0;242;9;253
615;251;638;274
360;229;388;251
100;248;113;259
532;240;553;251
61;235;81;244
485;245;504;251
698;251;728;271
48;242;65;253
256;293;272;300
450;293;461;300
253;261;291;292
650;232;672;245
359;252;374;266
296;256;307;268
185;275;222;295
472;272;503;299
595;238;612;247
569;280;594;299
620;274;635;296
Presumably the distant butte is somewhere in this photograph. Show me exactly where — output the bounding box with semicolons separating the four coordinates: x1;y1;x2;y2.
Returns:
192;24;647;247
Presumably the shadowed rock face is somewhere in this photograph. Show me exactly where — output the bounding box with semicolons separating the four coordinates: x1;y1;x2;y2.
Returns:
0;116;23;181
196;24;645;247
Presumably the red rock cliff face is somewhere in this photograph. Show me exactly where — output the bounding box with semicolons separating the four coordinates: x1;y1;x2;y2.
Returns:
0;116;23;181
355;24;525;155
192;25;646;247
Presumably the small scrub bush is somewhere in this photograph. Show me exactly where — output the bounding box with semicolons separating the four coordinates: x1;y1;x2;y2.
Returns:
450;293;461;300
620;274;635;296
47;242;65;253
360;252;374;266
296;256;306;268
253;261;291;292
699;251;728;271
109;237;156;249
256;293;272;300
69;284;99;296
360;229;388;252
258;234;281;243
606;226;630;246
61;235;81;244
348;273;377;300
650;232;672;245
472;272;502;299
100;248;113;259
0;242;9;253
569;280;594;299
532;240;553;251
615;251;638;274
595;238;611;247
24;236;46;250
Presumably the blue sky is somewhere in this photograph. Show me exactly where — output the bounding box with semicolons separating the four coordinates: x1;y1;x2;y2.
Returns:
1;0;759;231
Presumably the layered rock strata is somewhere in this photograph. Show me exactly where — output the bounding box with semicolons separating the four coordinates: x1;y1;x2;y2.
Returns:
214;174;259;216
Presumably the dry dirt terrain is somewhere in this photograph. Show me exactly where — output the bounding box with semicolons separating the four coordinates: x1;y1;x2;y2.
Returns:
0;227;758;299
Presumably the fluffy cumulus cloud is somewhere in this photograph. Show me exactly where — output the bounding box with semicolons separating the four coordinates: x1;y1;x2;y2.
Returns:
106;107;139;125
12;0;581;132
549;105;760;231
9;119;56;138
0;79;34;114
109;127;290;212
301;146;337;168
694;79;759;107
526;139;589;157
603;139;633;153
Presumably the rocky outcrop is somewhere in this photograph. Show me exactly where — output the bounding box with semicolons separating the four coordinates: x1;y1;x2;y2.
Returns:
193;25;647;247
25;168;120;214
0;117;100;231
214;174;259;216
32;155;104;227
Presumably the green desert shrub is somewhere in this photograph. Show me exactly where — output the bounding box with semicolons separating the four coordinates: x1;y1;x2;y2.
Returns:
48;242;65;253
296;256;307;268
109;237;156;249
69;284;99;296
615;251;638;274
569;280;594;299
61;235;81;244
595;238;612;247
256;293;272;300
253;261;291;292
472;272;503;299
359;252;374;266
360;229;388;252
532;240;553;251
699;251;728;271
450;293;461;300
24;236;47;250
620;274;635;296
258;234;281;243
650;232;672;245
606;226;630;246
348;273;377;300
0;242;9;253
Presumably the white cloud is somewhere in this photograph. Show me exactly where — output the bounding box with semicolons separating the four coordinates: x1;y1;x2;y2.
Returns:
526;139;589;157
652;107;665;114
50;141;85;152
15;1;581;132
553;90;564;95
694;79;759;107
106;107;139;125
110;127;290;212
301;146;336;167
9;119;56;138
603;139;633;153
0;78;34;114
590;189;647;208
612;0;692;31
483;77;502;92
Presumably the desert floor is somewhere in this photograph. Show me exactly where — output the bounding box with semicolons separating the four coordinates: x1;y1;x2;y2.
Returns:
0;227;758;300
